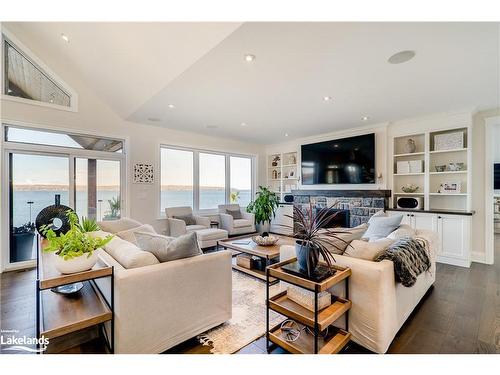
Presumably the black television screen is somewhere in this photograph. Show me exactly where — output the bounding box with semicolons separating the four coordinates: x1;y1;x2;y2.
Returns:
301;133;376;185
495;164;500;190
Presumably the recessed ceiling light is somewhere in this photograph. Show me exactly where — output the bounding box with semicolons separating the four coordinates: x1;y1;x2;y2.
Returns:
61;34;69;43
284;133;289;137
244;54;256;62
240;122;247;127
388;50;416;64
323;96;332;102
148;117;161;122
206;125;218;129
167;104;175;109
361;116;370;121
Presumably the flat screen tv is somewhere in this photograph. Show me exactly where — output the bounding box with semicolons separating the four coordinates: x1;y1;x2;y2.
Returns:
495;164;500;190
301;133;375;185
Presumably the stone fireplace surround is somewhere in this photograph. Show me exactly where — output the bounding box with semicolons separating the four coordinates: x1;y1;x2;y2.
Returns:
292;189;392;228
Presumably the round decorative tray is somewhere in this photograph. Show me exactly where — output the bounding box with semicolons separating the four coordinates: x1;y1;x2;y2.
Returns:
252;235;279;246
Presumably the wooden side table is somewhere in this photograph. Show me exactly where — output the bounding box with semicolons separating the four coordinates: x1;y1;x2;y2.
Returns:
265;257;352;354
36;236;114;353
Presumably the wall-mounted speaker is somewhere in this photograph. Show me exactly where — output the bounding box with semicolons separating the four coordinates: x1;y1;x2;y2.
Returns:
283;194;294;203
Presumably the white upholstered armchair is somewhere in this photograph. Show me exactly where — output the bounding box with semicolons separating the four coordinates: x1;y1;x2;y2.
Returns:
218;204;256;236
165;206;210;237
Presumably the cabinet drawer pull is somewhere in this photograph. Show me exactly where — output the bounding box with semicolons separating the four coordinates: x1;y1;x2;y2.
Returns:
438;216;442;219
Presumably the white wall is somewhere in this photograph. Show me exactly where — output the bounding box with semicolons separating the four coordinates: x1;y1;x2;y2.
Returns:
0;26;266;238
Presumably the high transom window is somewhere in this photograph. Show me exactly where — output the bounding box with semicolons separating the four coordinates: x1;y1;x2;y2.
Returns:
3;35;73;108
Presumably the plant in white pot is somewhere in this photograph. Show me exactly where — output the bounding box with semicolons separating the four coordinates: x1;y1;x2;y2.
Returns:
246;186;280;234
42;211;113;274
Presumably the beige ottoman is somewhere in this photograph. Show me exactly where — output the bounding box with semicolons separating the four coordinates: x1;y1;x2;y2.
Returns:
195;228;228;249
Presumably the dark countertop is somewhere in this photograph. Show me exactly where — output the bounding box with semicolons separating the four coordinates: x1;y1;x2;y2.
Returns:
386;208;475;216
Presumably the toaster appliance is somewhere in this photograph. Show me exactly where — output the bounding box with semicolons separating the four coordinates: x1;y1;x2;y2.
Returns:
396;196;423;210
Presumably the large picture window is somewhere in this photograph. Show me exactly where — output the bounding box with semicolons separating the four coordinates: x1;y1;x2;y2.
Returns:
160;146;254;214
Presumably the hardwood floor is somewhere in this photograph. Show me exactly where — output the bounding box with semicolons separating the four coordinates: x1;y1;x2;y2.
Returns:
2;237;499;354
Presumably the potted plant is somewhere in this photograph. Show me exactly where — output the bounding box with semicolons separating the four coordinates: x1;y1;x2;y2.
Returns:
230;191;240;203
103;196;120;221
290;203;347;278
246;186;280;233
42;211;113;274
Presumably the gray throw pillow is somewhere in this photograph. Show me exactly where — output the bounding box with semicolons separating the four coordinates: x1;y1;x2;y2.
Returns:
226;209;242;220
363;214;404;242
134;231;202;262
173;214;196;226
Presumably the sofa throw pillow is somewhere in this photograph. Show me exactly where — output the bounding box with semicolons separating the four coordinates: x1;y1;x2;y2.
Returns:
173;214;197;226
116;224;156;245
135;231;202;262
363;214;404;242
97;217;142;234
317;223;368;254
226;209;242;220
387;224;417;241
344;238;394;260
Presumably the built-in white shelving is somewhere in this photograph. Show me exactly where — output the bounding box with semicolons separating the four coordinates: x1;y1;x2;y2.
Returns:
267;151;299;201
391;126;471;212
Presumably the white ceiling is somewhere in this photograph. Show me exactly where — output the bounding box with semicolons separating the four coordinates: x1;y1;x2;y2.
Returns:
5;22;500;144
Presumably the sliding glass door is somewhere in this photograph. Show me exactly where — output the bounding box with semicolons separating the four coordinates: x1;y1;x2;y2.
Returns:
8;152;70;263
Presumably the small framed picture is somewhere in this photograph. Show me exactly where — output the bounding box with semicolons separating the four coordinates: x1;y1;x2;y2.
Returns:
439;182;461;193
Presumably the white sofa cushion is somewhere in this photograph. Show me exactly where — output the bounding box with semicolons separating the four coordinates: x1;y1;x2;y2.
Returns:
195;228;228;241
387;224;417;241
90;230;159;269
233;219;252;228
116;224;156;245
98;218;142;234
344;238;394;260
186;224;209;232
135;232;202;262
318;223;368;254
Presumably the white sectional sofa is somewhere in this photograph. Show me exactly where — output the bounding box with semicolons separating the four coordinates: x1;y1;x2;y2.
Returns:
93;218;232;354
280;229;437;354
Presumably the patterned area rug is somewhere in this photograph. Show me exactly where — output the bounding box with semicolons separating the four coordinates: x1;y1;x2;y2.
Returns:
197;270;284;354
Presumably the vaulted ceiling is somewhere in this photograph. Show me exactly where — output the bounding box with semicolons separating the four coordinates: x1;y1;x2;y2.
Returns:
4;22;500;144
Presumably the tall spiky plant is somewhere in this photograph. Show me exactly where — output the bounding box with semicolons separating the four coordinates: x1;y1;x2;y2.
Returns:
288;203;350;270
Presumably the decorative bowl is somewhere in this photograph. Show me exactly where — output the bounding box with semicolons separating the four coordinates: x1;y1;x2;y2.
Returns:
435;165;446;172
252;235;279;246
401;184;419;193
448;162;465;171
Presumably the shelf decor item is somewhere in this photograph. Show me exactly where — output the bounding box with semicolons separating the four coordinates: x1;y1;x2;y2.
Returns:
41;211;113;275
271;155;280;167
434;131;464;151
401;184;419;193
438;182;462;194
35;195;73;238
435;165;446;172
448;162;465;171
291;203;343;279
404;138;417;153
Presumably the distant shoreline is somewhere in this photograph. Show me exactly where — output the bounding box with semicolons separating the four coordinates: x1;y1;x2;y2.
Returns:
12;184;246;192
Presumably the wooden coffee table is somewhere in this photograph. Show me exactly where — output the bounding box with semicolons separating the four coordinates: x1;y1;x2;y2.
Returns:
218;234;296;282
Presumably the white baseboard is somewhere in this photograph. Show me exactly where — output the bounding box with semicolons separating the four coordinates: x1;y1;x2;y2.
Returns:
471;251;492;265
436;255;471;268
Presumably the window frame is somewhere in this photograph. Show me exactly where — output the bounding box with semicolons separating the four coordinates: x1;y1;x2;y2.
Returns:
1;28;78;112
159;144;256;216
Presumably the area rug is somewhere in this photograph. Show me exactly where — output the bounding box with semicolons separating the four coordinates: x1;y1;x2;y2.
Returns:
197;270;284;354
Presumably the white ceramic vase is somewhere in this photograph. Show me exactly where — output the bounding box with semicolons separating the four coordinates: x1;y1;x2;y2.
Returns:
53;252;98;274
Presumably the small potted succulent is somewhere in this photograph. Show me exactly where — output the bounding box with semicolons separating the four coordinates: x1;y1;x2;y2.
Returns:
42;211;113;274
290;203;347;278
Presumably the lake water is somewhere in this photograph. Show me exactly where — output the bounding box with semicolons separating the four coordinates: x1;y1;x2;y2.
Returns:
12;189;252;227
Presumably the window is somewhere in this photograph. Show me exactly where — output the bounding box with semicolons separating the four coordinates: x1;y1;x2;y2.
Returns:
5;125;124;152
199;153;226;210
160;146;254;213
160;148;194;212
230;156;252;207
3;36;72;107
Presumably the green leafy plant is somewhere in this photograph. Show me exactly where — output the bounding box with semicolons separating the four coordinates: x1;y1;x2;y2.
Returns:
104;197;120;220
246;186;280;225
42;210;113;260
77;216;100;233
230;191;240;203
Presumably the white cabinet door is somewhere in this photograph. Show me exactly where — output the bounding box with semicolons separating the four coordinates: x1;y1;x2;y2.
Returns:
270;204;293;235
412;212;438;231
437;214;471;267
